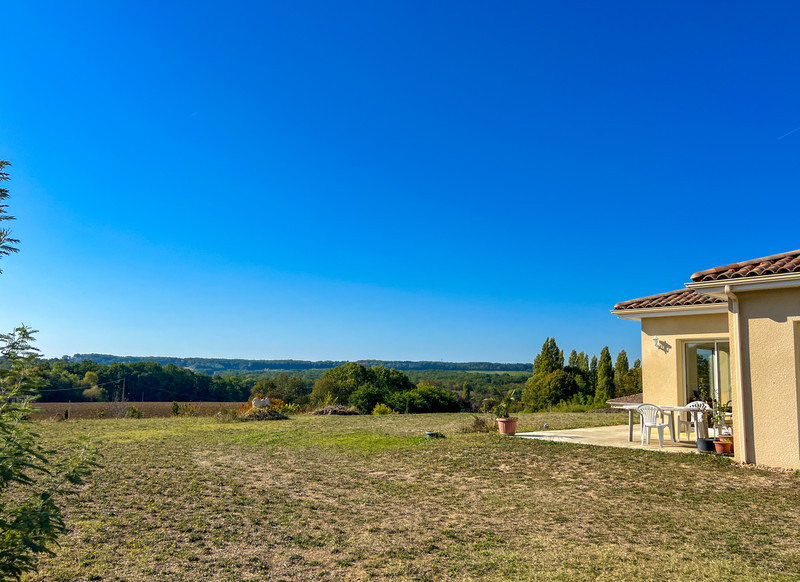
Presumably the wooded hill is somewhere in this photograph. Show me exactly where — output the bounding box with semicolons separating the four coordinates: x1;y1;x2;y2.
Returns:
67;354;531;375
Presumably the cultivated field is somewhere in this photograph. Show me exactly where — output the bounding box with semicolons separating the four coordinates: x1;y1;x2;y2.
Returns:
30;401;240;420
26;413;800;581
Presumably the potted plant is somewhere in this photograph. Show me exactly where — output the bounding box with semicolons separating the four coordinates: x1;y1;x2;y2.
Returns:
709;400;727;434
716;431;734;454
714;436;733;455
707;400;733;454
489;389;519;435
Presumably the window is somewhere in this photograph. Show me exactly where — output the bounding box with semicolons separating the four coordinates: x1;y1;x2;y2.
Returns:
685;341;731;404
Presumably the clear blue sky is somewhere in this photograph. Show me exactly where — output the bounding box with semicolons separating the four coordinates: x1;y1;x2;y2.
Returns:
1;1;798;362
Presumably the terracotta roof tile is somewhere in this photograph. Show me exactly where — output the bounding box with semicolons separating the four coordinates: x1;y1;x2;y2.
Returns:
690;249;800;282
613;288;725;311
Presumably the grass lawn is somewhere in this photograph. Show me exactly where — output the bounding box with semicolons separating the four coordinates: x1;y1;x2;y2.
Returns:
26;412;800;581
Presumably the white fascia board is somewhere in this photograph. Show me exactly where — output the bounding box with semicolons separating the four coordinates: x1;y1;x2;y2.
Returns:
611;305;728;321
686;273;800;299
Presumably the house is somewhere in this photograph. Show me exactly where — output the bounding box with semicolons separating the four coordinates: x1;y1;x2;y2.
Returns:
612;249;800;469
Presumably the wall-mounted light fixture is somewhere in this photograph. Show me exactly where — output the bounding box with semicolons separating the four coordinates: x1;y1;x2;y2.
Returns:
652;336;670;353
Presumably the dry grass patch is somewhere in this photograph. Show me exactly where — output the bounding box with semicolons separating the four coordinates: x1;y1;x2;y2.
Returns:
23;414;800;581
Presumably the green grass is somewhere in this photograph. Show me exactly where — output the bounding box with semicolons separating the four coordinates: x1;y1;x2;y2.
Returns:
24;413;800;581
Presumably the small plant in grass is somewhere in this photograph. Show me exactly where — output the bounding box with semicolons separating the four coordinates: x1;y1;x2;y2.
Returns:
124;405;143;419
236;407;288;421
177;403;198;417
459;415;498;433
214;408;238;423
319;392;338;408
171;401;180;416
279;402;301;414
372;403;398;415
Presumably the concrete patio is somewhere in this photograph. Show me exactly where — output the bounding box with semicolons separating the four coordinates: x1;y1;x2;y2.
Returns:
515;424;704;453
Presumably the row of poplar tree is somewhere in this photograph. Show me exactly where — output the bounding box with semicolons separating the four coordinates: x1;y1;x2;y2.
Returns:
520;337;642;411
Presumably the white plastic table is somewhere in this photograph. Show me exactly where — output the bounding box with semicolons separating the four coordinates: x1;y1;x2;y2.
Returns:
615;403;709;443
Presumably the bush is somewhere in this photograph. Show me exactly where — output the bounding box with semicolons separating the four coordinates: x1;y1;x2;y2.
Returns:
177;403;198;417
387;384;460;414
349;384;389;414
279;402;301;414
82;385;109;401
372;403;398;415
171;401;180;416
124;405;144;419
550;393;594;413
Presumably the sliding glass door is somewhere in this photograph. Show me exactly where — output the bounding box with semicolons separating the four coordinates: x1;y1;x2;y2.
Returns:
685;341;731;404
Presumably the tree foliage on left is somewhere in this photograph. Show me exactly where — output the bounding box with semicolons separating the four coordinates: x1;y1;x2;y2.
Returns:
0;160;19;270
0;327;101;580
0;161;100;580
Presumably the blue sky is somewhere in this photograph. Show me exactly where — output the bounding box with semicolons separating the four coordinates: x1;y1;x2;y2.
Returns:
1;1;798;362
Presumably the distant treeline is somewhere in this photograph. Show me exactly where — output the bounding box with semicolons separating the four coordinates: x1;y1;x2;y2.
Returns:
67;354;531;375
29;360;270;403
24;359;529;407
24;340;636;412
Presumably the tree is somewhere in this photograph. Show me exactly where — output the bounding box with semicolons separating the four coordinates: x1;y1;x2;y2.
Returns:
250;378;276;398
386;383;460;414
272;373;307;403
613;350;629;395
0;327;100;580
371;366;414;393
349;384;389;414
532;337;564;376
310;363;414;409
522;369;578;411
594;346;614;405
0;164;99;580
568;349;580;368
0;161;20;271
617;358;643;398
461;382;472;402
310;362;373;404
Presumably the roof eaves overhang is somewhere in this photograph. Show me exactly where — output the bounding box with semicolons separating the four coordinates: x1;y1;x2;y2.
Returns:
611;304;728;321
686;272;800;299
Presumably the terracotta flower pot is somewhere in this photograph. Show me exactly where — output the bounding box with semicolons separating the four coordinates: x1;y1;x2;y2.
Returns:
714;439;733;454
497;418;518;435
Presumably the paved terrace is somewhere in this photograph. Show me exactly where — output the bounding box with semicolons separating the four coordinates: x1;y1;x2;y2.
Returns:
515;424;703;453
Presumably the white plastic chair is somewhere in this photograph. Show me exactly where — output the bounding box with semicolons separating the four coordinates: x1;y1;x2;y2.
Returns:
677;401;710;441
638;404;674;447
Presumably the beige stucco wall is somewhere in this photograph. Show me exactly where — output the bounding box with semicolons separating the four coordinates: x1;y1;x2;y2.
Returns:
734;287;800;469
639;313;729;406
